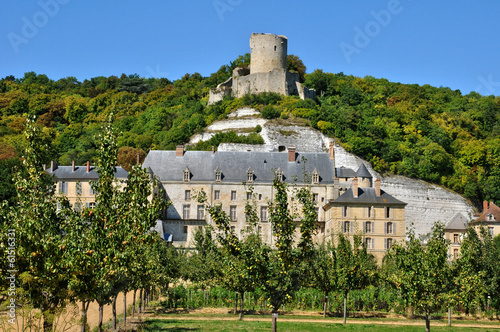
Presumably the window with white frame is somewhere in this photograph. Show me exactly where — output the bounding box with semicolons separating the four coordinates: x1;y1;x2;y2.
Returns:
59;181;67;194
197;205;204;219
364;237;374;249
260;206;268;222
385;238;393;249
230;206;237;221
183;205;190;219
214;190;220;200
231;191;236;201
185;190;191;201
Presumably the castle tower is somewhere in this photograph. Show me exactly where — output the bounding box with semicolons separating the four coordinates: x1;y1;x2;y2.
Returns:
250;33;287;74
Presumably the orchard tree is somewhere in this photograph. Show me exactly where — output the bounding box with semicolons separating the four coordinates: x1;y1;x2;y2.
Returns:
308;242;337;318
335;233;373;324
0;118;70;332
387;222;450;332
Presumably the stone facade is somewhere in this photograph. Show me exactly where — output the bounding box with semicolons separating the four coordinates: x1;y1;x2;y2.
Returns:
208;33;316;105
142;144;406;261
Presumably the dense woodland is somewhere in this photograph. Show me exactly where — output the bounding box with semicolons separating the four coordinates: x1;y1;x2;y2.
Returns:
1;54;499;207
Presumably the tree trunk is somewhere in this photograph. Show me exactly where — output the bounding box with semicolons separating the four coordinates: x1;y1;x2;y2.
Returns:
123;291;127;328
142;288;146;312
132;289;137;317
80;301;89;332
272;312;278;332
448;307;451;326
343;293;347;324
425;312;431;332
239;292;244;321
112;296;117;332
323;293;328;318
234;292;238;315
42;305;54;332
138;289;143;314
98;303;104;332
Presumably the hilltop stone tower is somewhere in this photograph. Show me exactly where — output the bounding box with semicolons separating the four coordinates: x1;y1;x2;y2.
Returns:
250;33;288;74
208;33;315;105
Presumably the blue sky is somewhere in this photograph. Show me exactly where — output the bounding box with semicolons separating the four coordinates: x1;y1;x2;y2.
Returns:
1;0;499;96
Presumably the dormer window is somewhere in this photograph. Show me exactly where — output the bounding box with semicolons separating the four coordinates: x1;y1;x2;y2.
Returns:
275;167;283;182
312;168;319;184
487;214;494;221
215;166;222;182
247;167;254;183
183;167;191;182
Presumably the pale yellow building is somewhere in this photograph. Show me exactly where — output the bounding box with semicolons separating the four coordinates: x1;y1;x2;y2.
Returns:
472;201;500;239
45;160;128;210
323;178;407;263
444;213;468;260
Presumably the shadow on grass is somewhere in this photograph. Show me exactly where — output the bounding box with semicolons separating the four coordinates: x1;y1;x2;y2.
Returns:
141;319;199;331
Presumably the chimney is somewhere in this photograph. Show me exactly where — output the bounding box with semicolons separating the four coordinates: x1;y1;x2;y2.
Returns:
72;160;75;172
329;141;334;160
352;177;358;198
288;146;296;162
86;161;90;173
50;161;55;172
374;178;381;197
483;200;489;213
176;145;184;157
212;146;215;154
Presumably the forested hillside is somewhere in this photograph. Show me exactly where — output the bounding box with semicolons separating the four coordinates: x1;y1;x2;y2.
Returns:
1;55;499;206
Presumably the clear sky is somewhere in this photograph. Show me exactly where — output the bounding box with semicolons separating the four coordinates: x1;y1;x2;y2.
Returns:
1;0;499;96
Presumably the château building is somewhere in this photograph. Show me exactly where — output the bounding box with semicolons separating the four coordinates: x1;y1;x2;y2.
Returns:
142;143;407;261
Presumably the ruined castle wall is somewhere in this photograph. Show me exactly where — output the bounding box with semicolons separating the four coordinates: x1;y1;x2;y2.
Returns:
233;69;289;98
250;33;287;74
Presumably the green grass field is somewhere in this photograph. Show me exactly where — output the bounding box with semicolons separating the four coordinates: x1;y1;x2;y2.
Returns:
141;318;500;332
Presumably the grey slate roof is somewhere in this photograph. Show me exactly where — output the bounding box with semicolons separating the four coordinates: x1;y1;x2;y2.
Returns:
324;187;406;209
142;150;336;184
445;213;468;230
336;166;356;178
47;165;128;180
356;164;372;178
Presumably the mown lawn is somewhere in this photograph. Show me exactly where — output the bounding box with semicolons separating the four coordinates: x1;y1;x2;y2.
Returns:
141;318;499;332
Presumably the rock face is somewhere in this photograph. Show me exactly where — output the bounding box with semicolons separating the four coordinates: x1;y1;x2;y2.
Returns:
189;107;476;236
